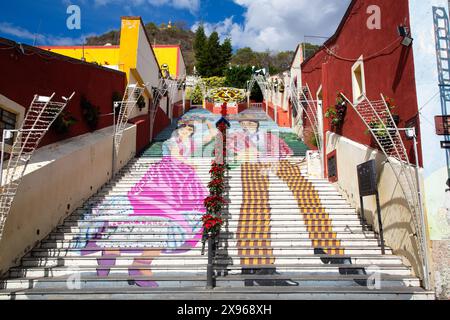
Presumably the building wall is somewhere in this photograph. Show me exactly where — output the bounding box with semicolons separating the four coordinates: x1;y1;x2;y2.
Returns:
153;45;181;78
0;124;136;275
326;132;426;280
40;45;121;69
409;0;450;299
301;0;422;166
0;38;127;148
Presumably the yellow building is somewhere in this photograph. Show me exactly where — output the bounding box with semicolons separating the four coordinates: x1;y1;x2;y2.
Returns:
40;16;186;121
152;45;186;79
40;18;186;81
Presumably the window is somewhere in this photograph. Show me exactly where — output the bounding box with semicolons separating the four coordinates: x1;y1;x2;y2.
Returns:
0;107;17;145
352;56;366;104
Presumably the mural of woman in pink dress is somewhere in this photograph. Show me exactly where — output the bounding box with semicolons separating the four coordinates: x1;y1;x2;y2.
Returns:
78;120;217;287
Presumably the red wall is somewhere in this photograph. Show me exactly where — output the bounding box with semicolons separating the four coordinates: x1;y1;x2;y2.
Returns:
152;107;170;139
128;115;150;154
301;0;422;166
265;102;291;128
0;38;126;148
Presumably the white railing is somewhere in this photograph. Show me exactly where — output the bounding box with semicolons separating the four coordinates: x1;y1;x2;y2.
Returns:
0;92;75;240
341;92;430;290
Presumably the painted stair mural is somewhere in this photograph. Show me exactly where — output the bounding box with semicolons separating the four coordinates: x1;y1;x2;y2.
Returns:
0;107;433;299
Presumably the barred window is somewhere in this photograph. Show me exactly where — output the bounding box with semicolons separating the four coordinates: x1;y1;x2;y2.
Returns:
0;107;17;145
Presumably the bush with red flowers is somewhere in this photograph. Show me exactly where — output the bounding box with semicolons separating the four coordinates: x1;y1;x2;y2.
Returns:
202;109;230;240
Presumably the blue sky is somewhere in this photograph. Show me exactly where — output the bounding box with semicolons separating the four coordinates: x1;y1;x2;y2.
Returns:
0;0;350;51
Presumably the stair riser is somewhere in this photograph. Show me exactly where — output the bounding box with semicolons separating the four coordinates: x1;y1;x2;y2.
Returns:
20;257;404;268
39;239;382;249
64;218;366;226
75;206;357;212
55;226;369;233
1;278;420;290
0;292;433;300
8;268;411;278
48;233;377;241
29;248;392;257
88;195;346;201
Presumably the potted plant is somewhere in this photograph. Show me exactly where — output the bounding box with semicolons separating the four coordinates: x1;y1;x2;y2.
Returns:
112;91;122;116
137;95;146;112
81;96;100;130
52;111;77;134
325;93;347;131
384;95;399;126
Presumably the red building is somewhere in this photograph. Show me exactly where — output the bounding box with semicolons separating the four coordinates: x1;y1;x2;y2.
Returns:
0;37;127;148
300;0;422;170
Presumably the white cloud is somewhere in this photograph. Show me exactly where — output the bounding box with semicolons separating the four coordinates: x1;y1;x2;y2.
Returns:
193;0;350;52
93;0;200;14
0;22;97;46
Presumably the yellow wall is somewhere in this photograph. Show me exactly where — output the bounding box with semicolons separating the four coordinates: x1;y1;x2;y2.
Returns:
41;46;120;68
40;18;183;82
153;46;180;78
118;18;140;79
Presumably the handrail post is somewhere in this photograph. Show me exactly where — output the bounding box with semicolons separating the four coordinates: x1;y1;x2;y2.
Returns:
206;233;215;289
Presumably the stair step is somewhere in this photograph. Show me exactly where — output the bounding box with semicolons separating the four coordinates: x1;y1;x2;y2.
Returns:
0;274;421;290
28;247;392;257
56;225;371;233
19;255;405;268
38;239;382;249
48;232;377;240
8;264;411;279
0;287;433;300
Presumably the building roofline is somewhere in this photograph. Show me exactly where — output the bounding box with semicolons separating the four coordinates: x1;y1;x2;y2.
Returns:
152;44;187;78
290;43;301;69
0;37;126;76
121;16;162;76
301;0;357;67
40;45;120;50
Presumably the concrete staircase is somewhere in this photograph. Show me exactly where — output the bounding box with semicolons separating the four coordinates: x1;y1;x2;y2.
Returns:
0;153;433;299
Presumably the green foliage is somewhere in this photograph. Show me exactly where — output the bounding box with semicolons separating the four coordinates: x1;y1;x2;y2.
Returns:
190;76;226;104
203;76;226;88
193;25;233;77
224;65;252;88
52;111;77;134
310;133;318;147
303;43;321;60
231;47;294;74
81;96;100;130
190;85;203;105
365;121;388;137
137;96;146;111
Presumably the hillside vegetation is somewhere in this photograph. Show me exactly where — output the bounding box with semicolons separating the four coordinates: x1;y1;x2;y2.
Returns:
85;21;305;75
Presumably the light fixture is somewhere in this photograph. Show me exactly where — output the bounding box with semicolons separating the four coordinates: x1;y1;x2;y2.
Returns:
401;36;413;47
405;127;416;140
398;25;413;47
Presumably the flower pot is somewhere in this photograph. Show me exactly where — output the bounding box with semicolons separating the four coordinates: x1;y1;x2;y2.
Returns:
392;114;400;126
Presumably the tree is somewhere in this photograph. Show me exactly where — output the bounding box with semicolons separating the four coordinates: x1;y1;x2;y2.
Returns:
193;25;233;77
224;65;252;89
220;38;233;73
202;31;222;77
231;47;259;66
193;24;208;74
